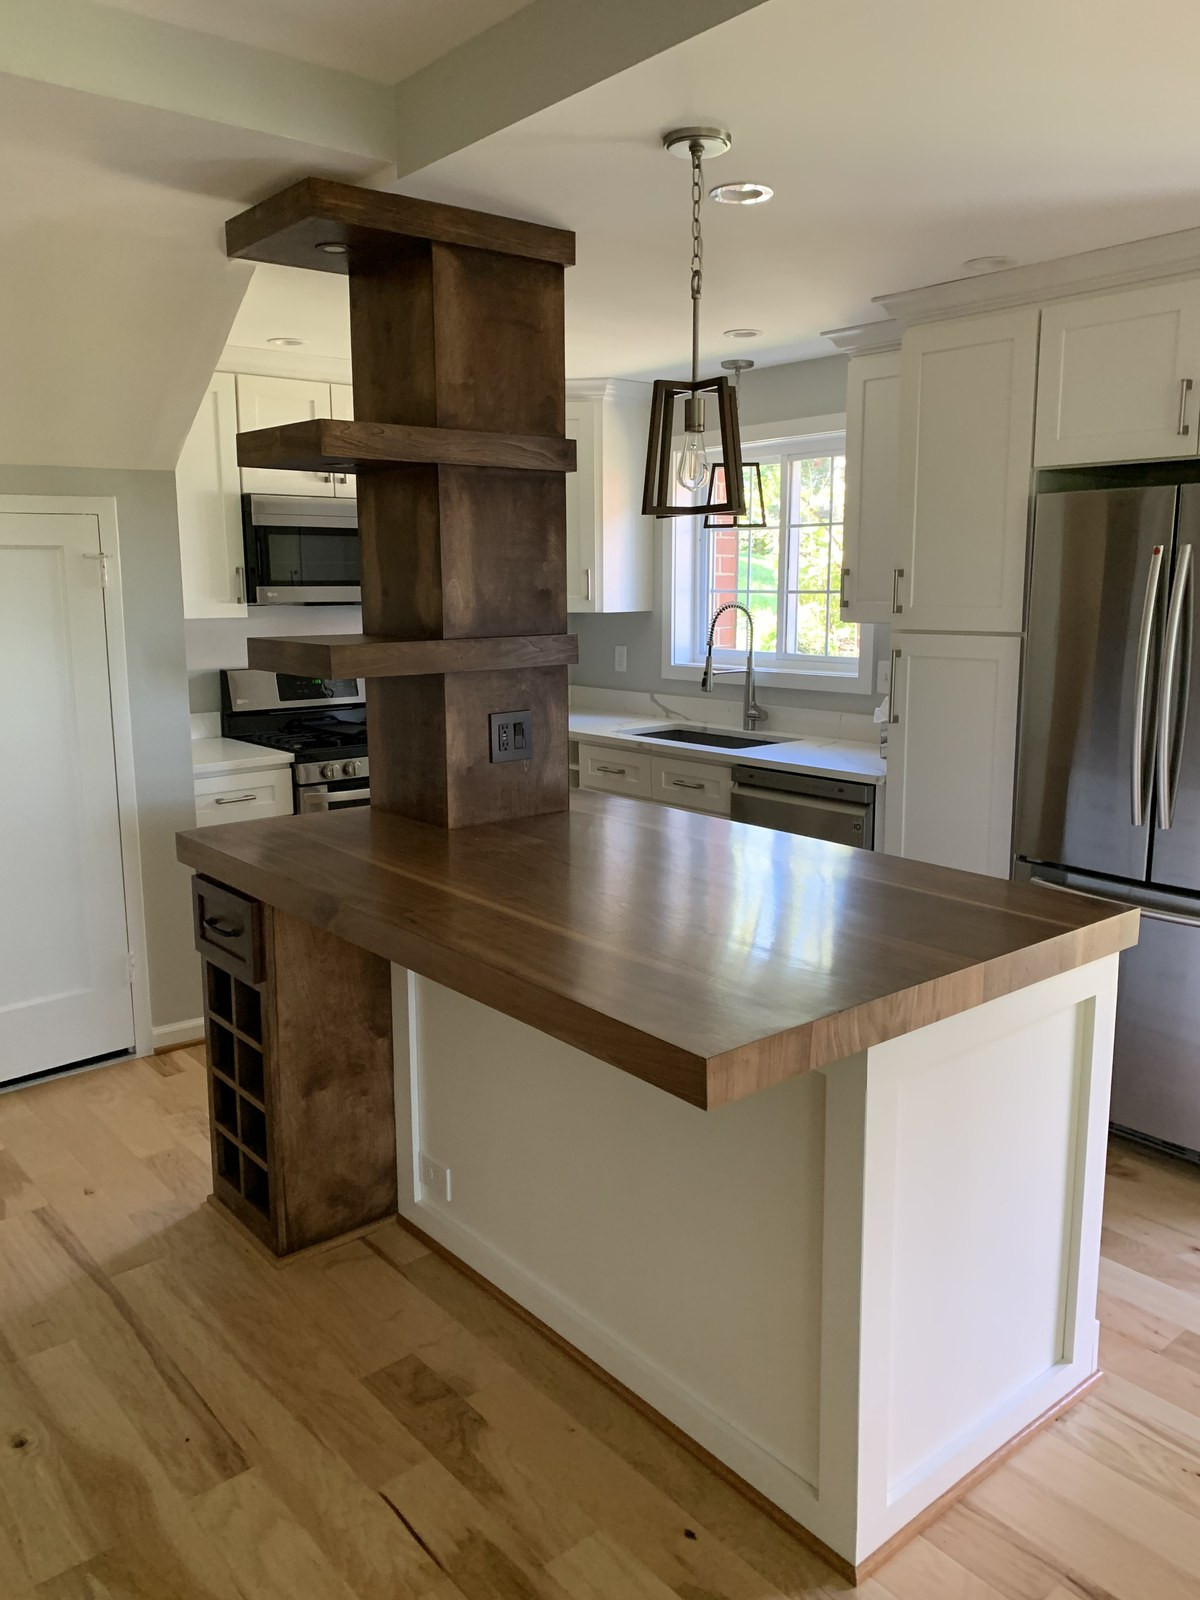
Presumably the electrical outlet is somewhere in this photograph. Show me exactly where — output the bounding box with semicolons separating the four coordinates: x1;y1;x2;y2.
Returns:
419;1152;452;1203
876;656;892;695
489;709;533;763
614;644;628;672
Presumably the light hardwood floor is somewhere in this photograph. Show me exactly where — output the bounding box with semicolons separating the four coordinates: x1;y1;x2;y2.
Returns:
0;1046;1198;1598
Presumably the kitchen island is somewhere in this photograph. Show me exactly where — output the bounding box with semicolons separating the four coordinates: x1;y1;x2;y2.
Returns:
177;793;1136;1576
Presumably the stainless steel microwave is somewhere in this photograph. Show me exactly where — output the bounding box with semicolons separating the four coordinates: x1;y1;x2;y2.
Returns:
241;494;360;605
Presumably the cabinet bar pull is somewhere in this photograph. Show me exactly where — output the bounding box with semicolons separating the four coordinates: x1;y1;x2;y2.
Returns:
234;565;245;606
840;565;850;611
584;567;593;602
1181;378;1194;437
891;567;905;615
214;794;257;806
595;764;626;775
889;648;901;724
202;915;243;938
670;778;705;790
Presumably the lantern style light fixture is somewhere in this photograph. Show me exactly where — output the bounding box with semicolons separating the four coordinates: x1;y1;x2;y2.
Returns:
642;128;747;519
705;358;766;529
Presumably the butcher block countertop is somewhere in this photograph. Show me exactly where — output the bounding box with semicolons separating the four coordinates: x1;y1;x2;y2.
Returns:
176;793;1138;1109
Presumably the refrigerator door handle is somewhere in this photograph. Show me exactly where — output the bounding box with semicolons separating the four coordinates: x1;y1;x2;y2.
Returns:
1157;542;1194;829
1132;543;1166;827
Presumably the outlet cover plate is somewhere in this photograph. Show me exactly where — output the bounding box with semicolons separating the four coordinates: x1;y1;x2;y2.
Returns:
489;709;533;763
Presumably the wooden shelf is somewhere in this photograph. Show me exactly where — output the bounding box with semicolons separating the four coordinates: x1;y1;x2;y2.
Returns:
246;632;579;680
226;176;575;271
236;418;576;476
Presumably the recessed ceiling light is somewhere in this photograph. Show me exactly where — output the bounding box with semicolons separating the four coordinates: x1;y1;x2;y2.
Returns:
266;336;306;348
723;327;762;339
962;254;1016;273
709;181;773;206
316;241;349;255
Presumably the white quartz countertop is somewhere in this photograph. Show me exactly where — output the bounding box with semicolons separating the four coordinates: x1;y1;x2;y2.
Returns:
568;712;886;784
192;737;295;778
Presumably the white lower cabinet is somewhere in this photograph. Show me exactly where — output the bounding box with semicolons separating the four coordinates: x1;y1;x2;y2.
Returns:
578;743;651;797
194;767;293;827
884;633;1021;877
649;755;731;816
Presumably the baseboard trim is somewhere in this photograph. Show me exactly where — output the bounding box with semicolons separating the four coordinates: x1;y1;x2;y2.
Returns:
152;1019;205;1053
386;1214;1103;1584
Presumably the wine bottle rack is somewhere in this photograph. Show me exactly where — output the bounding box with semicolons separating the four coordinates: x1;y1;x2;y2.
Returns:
202;959;274;1245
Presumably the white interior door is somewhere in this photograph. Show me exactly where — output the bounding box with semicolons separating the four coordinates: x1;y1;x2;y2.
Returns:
0;510;134;1081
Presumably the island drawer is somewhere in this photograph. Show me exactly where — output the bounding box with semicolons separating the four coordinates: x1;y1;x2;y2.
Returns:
650;755;731;816
192;876;263;983
578;742;651;797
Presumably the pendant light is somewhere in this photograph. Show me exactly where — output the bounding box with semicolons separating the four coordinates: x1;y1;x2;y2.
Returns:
704;359;766;529
642;128;747;520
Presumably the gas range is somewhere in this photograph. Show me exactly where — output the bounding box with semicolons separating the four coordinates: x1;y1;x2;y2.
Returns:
221;669;370;813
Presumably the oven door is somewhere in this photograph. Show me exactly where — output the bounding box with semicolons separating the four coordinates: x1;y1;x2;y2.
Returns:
297;784;371;813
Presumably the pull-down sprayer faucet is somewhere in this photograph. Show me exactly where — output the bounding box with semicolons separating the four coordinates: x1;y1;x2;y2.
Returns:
700;602;767;733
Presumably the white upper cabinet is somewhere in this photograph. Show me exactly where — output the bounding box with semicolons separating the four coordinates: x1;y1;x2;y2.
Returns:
1034;281;1200;466
566;381;653;614
840;349;902;624
330;382;356;498
896;308;1038;634
176;372;247;619
236;374;335;497
884;632;1021;877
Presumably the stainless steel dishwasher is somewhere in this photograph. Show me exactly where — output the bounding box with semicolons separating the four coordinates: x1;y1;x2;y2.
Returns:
730;765;876;849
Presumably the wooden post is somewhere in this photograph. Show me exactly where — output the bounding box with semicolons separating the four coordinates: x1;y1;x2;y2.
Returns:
224;177;578;827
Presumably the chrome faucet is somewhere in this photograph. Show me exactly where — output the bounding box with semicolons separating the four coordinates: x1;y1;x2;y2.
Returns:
700;602;767;732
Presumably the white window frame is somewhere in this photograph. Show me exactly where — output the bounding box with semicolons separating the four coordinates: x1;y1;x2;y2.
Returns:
661;414;875;694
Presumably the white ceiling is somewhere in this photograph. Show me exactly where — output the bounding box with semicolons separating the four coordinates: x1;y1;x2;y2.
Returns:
99;0;535;84
0;77;380;468
221;0;1200;382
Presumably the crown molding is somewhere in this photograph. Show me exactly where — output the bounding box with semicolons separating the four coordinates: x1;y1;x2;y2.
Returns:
217;344;353;385
873;225;1200;327
567;377;653;404
820;319;902;356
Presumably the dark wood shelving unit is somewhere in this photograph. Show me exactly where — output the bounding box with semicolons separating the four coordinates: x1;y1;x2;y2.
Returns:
236;417;577;475
245;631;578;680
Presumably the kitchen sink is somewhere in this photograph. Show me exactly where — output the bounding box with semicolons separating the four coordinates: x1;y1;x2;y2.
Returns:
628;726;781;751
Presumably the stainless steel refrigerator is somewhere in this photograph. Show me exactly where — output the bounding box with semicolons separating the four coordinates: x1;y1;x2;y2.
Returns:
1015;477;1200;1162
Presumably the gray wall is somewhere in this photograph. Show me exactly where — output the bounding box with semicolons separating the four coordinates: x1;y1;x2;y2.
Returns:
570;352;885;716
0;466;199;1031
186;604;363;711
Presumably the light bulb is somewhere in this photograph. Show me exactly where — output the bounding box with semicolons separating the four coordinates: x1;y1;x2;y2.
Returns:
678;431;710;492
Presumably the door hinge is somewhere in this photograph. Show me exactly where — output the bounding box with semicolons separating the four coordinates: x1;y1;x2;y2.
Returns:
83;550;110;586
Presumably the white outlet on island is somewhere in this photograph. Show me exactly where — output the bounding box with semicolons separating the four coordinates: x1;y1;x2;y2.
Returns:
419;1152;452;1203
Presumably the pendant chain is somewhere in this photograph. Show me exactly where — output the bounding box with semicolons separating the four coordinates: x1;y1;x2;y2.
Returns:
690;140;703;384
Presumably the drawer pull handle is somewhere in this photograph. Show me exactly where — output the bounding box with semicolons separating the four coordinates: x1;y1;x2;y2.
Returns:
595;764;627;775
202;915;243;939
671;779;705;790
892;566;905;615
1180;377;1193;437
214;794;257;805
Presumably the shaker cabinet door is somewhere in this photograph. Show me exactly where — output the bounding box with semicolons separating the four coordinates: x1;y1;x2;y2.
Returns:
177;372;247;618
840;350;902;624
885;632;1021;877
236;374;335;497
1035;281;1200;467
897;309;1038;633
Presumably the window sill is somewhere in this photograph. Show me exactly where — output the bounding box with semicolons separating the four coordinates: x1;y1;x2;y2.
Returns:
662;660;872;695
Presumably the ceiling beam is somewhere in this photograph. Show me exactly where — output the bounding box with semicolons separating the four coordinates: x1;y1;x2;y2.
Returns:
0;0;398;164
390;0;773;176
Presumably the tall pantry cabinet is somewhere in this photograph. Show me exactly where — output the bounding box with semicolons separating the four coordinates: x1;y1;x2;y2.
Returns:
843;309;1039;877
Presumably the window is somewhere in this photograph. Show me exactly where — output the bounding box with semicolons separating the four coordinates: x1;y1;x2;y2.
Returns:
664;429;873;692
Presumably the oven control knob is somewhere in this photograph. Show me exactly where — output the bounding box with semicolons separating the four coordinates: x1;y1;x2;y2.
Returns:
342;760;360;778
320;763;339;780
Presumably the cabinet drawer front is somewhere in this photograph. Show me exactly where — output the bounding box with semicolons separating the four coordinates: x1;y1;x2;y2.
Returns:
194;771;292;826
650;756;731;815
192;877;264;983
578;743;651;796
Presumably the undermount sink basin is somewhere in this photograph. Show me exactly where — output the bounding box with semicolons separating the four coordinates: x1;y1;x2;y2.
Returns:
628;726;779;751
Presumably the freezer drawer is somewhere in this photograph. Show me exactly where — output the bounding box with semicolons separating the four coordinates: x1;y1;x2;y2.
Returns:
1112;906;1200;1158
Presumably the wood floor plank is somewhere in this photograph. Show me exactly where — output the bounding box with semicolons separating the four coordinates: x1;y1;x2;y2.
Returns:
1;1053;1200;1600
